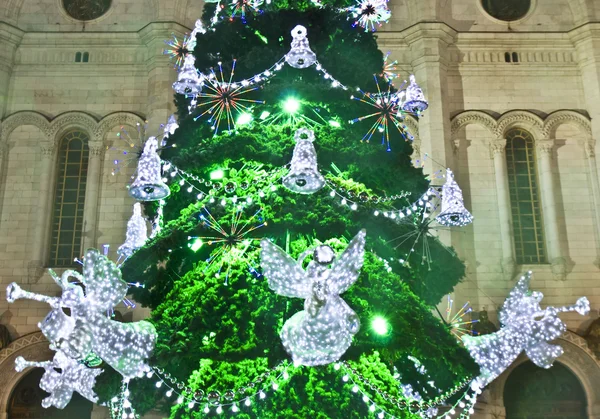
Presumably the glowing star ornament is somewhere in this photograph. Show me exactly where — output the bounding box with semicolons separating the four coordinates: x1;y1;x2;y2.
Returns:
230;0;264;23
285;25;317;69
7;249;157;380
129;137;170;201
15;350;101;409
261;230;367;366
282;128;325;194
462;271;590;388
381;52;399;82
349;0;391;32
402;75;428;113
118;203;148;262
193;60;264;135
435;168;473;227
172;54;203;95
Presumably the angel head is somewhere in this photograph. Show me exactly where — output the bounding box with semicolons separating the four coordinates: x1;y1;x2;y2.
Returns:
313;245;335;265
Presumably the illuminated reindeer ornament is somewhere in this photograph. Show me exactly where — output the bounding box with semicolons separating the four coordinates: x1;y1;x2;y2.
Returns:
6;249;156;409
462;271;589;388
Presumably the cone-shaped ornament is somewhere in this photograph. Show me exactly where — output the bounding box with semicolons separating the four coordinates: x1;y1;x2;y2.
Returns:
402;75;428;113
285;25;317;69
283;129;325;194
129;137;170;201
436;168;473;227
172;55;203;95
118;203;148;261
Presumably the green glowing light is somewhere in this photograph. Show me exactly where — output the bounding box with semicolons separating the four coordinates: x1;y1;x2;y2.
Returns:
210;169;225;180
282;97;301;114
254;30;268;44
188;238;204;252
237;112;253;125
259;111;271;120
371;316;389;335
329;120;341;128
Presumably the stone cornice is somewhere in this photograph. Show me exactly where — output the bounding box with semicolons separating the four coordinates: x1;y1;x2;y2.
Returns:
0;21;25;45
401;22;458;47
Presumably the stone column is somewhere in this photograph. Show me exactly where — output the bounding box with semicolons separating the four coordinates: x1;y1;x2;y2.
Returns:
0;23;24;119
140;23;183;129
81;141;105;251
584;139;600;267
536;140;568;280
28;141;56;282
489;139;516;278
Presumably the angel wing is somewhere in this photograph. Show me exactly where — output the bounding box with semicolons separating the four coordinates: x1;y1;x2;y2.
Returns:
81;249;128;312
499;271;534;327
328;230;367;295
525;341;564;369
260;239;311;298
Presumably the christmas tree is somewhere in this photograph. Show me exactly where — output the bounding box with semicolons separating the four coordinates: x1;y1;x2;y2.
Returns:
114;1;481;417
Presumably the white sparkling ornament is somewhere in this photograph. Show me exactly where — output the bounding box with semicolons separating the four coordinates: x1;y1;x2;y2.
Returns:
163;114;179;139
15;350;101;409
129;137;171;201
7;249;157;381
402;75;428;113
282;128;325;194
260;230;366;366
349;0;391;32
462;271;590;387
285;25;317;69
118;203;149;262
435;168;473;227
173;54;203;95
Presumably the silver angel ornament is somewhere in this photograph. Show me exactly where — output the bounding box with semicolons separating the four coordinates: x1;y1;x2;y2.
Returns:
261;230;366;366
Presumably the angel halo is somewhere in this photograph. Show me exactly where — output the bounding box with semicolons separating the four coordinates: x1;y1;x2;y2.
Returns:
261;230;367;366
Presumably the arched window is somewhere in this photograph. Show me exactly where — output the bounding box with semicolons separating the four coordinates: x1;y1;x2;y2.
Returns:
49;130;89;267
505;129;546;264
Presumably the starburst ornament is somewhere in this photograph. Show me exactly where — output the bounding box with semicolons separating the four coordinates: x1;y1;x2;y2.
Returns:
381;52;399;82
230;0;264;22
282;128;325;194
444;295;478;340
435;168;473;227
117;203;148;263
285;25;317;69
261;230;366;366
350;78;414;151
164;33;194;69
462;271;590;388
191;206;267;284
129;137;170;201
172;54;203;95
349;0;391;32
193;60;264;135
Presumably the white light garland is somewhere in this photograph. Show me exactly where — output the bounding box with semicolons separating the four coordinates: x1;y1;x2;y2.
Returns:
462;271;590;388
261;230;366;366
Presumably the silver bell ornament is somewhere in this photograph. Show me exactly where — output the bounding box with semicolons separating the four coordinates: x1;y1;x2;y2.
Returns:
402;75;428;113
282;128;325;194
435;168;473;227
118;203;149;262
129;137;170;201
172;54;203;95
285;25;317;69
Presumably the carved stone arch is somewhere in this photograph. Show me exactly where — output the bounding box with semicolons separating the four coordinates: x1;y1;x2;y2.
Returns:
48;112;100;147
543;110;592;139
496;110;545;140
450;110;498;137
483;330;600;418
0;111;51;145
0;332;53;418
95;112;146;145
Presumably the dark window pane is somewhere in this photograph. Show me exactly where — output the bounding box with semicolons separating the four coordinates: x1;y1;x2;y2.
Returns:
505;128;546;264
49;130;89;267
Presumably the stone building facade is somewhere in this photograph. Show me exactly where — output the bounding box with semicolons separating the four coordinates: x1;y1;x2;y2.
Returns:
0;0;599;418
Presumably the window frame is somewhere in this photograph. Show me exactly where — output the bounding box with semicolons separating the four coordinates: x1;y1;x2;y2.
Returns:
505;128;547;265
48;130;90;267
